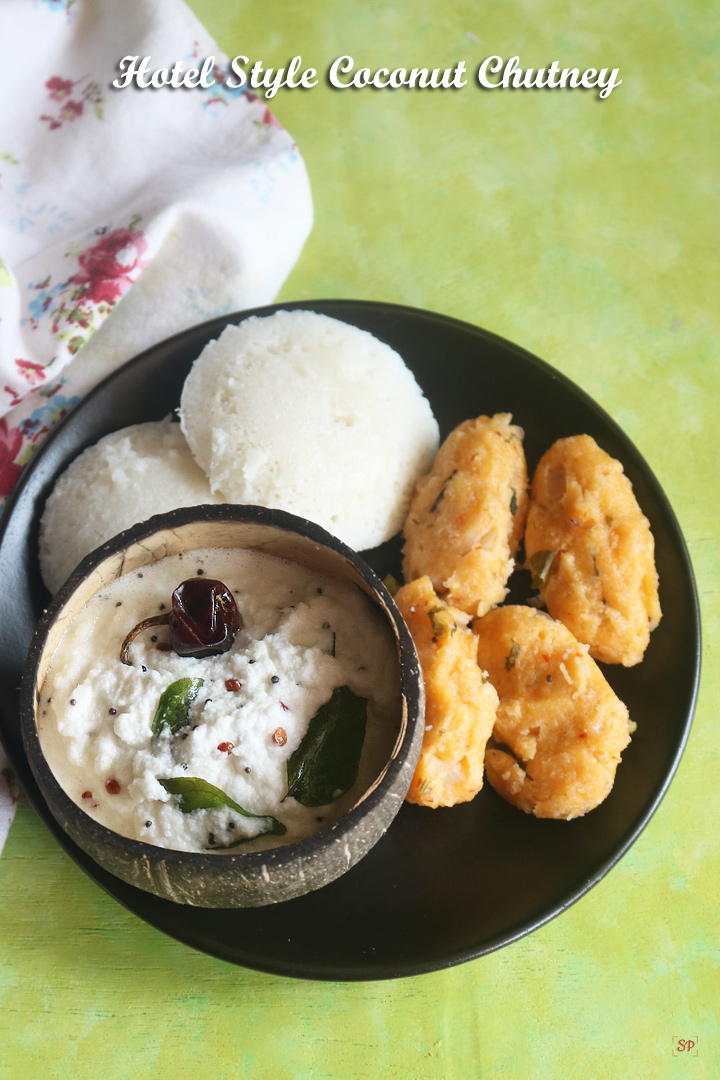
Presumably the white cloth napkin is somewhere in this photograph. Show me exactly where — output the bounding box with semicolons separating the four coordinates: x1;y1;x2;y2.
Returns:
0;0;313;854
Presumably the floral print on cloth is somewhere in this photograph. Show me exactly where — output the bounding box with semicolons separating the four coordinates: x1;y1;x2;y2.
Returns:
37;0;77;21
0;418;23;497
23;218;148;356
0;0;313;852
0;0;312;512
40;73;104;129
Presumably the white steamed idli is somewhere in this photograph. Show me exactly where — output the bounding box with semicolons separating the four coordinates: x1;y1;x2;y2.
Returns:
39;420;223;594
179;310;439;550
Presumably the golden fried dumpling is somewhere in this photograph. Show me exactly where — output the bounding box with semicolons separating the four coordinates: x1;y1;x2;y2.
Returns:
526;434;661;666
402;413;529;617
474;605;633;820
395;576;498;808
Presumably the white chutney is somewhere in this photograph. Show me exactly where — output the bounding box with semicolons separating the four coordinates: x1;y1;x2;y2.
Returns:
38;548;401;853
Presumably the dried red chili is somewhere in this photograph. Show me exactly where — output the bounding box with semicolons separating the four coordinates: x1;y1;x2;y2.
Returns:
120;578;242;665
170;578;242;658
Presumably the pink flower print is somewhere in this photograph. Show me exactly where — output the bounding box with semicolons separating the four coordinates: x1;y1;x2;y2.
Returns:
61;100;83;122
40;74;104;128
72;226;148;305
15;359;46;385
0;420;23;498
39;0;77;18
3;383;32;408
262;108;283;130
46;76;74;101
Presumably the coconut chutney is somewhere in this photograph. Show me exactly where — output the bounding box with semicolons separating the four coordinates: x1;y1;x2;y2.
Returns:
38;547;401;853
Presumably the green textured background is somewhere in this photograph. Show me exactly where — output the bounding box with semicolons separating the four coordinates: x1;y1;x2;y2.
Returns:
1;2;718;1077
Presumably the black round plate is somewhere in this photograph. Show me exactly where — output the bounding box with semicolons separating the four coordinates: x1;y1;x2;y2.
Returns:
0;300;700;980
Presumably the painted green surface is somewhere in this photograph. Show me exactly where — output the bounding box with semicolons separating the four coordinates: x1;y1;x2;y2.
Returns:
1;2;718;1077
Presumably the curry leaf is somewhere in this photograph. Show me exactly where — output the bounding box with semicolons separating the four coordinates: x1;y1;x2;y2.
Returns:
528;549;557;590
427;605;456;638
430;469;458;512
505;640;520;671
151;677;203;736
382;573;401;597
286;685;368;807
158;776;286;836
